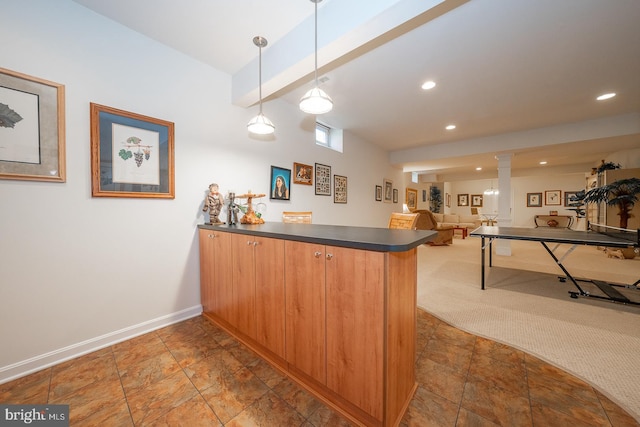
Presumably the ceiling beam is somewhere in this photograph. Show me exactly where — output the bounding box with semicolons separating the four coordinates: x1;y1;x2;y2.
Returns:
231;0;468;108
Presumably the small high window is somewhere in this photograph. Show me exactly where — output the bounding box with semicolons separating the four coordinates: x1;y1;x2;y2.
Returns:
315;122;343;153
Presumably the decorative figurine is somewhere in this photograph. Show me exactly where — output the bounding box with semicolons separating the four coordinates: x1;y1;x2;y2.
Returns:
202;183;224;225
236;191;266;224
227;192;240;225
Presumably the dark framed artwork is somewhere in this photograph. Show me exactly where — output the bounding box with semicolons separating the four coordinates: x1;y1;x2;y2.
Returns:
457;194;469;206
90;103;174;198
393;188;398;203
564;191;579;207
293;162;312;185
545;190;561;205
383;178;393;203
375;185;382;201
270;165;291;200
527;192;542;207
315;163;331;195
0;67;66;182
471;194;483;207
334;175;347;204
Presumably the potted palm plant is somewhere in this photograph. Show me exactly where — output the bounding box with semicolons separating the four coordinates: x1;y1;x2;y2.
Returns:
583;177;640;258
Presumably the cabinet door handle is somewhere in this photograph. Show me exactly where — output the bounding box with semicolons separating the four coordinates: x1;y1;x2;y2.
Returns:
208;234;215;238
247;241;253;246
253;241;259;246
314;251;322;258
326;253;333;260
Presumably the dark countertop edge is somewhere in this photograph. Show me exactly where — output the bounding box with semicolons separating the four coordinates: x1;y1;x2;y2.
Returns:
198;223;436;252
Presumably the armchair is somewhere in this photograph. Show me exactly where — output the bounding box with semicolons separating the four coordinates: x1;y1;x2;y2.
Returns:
414;210;454;245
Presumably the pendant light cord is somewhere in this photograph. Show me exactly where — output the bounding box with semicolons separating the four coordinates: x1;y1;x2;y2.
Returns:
314;0;318;86
258;43;263;114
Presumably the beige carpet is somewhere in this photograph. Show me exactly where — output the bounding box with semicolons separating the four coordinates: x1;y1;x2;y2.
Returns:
416;235;640;421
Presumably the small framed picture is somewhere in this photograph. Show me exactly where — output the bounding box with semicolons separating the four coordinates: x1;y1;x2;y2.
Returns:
270;165;291;200
527;192;542;207
406;188;418;210
293;162;313;185
393;188;398;203
545;190;561;206
383;178;393;203
549;210;558;216
446;193;451;208
457;194;469;206
334;175;347;204
375;185;382;201
564;191;579;207
471;194;483;207
315;163;331;196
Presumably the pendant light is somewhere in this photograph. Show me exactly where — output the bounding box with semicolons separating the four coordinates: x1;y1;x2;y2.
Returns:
247;36;275;135
299;0;333;115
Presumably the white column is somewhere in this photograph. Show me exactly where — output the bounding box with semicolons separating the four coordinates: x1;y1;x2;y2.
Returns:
496;153;513;256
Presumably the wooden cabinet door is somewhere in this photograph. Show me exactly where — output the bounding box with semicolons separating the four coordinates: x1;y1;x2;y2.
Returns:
255;236;285;358
200;230;232;323
231;233;257;339
284;240;326;384
326;246;385;419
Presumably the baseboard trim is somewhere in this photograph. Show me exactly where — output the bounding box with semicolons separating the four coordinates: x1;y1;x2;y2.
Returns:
0;305;203;384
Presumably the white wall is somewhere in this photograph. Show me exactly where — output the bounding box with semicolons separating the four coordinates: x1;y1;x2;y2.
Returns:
0;0;403;382
449;174;587;227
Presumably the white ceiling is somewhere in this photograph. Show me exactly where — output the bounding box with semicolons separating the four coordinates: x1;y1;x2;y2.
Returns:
72;0;640;181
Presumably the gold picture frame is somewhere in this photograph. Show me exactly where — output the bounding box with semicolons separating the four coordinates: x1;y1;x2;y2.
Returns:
90;103;175;198
0;67;65;182
406;187;418;210
293;162;312;185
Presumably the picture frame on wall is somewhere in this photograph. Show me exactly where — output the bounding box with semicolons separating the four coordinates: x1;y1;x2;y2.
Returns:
0;67;66;182
270;165;291;200
293;162;313;185
471;194;483;207
315;163;331;195
457;194;469;206
406;187;418;210
375;185;382;201
393;188;398;203
383;178;393;203
564;191;579;207
334;175;347;204
90;103;175;198
446;193;451;208
527;192;542;207
545;190;561;205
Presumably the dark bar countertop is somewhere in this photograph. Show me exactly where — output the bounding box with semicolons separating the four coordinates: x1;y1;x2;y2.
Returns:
199;222;436;252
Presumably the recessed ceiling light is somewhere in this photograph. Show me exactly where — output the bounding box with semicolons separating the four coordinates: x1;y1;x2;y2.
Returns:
475;167;482;171
596;92;616;101
445;124;456;130
539;161;547;165
421;80;436;90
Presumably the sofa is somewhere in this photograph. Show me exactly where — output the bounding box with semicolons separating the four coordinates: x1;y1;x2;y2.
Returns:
431;212;482;231
414;210;454;245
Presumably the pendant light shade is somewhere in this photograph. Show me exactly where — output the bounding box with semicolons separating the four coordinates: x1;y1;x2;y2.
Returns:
248;36;275;135
300;87;333;114
299;0;333;115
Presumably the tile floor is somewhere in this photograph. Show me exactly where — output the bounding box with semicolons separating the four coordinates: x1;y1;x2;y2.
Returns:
1;309;638;426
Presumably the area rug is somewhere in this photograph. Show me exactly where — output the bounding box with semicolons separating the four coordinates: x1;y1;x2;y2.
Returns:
416;236;640;421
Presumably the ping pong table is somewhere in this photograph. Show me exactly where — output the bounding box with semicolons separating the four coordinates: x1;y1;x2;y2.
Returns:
470;226;640;306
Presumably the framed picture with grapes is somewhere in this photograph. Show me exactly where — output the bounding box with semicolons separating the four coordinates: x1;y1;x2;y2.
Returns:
90;103;175;198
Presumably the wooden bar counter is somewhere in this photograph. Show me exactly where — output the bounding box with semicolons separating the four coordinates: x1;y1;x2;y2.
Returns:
198;223;435;427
